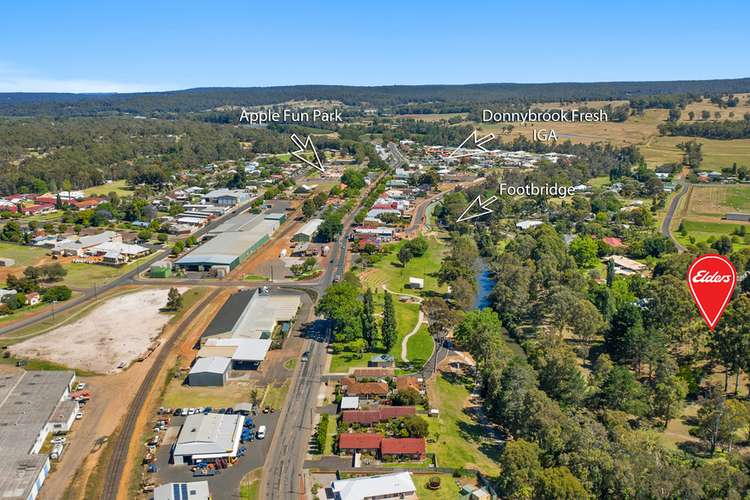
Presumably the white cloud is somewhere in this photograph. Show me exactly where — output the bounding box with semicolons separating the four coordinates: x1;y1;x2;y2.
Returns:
0;61;166;93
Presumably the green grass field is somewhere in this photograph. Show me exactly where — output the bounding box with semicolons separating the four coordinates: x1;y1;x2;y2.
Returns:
412;473;463;500
0;242;47;267
163;379;255;409
61;255;152;288
82;179;133;198
641;136;750;170
361;236;448;295
427;374;501;474
329;300;420;373
676;219;750;249
406;324;434;368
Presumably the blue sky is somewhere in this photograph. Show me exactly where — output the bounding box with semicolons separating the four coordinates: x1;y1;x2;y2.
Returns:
1;0;748;92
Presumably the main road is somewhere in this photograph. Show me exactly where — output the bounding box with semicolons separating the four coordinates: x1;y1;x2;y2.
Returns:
660;178;689;254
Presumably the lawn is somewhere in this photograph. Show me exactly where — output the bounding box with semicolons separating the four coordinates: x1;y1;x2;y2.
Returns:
406;324;434;367
412;473;463;500
162;379;255;409
239;468;262;500
82;179;133;198
0;242;47;267
329;300;420;373
262;380;290;410
427;374;501;474
361;236;448;295
589;176;610;188
685;184;750;217
675;219;750;249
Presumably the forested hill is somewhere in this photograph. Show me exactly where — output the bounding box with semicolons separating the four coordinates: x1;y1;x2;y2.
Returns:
2;78;750;116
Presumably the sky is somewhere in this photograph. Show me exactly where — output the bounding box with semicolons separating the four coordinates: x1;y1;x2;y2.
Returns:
1;0;749;93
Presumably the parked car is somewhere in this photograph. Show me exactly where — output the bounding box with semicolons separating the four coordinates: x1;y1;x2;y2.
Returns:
256;425;266;439
301;351;310;362
203;407;212;414
75;412;84;420
52;437;66;445
76;382;87;391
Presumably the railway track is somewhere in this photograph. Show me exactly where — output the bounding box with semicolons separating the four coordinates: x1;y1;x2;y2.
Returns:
100;288;222;500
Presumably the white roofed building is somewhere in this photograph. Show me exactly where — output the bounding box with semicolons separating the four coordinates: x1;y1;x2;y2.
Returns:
172;413;244;465
330;472;417;500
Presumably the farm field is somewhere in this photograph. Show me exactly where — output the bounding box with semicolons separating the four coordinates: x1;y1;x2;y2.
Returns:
683;184;750;217
0;241;47;267
675;219;750;249
641;136;750;170
680;94;750;122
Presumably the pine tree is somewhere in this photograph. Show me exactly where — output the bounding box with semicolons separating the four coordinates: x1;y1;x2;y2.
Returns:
361;288;377;349
381;290;397;351
606;259;615;288
166;287;183;310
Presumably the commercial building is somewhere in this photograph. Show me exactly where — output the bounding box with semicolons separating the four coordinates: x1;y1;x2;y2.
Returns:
0;370;75;500
199;338;273;370
202;189;250;206
175;218;278;272
188;357;231;387
153;481;210;500
292;218;323;242
202;289;301;341
154;481;210;500
330;472;417;500
172;413;244;465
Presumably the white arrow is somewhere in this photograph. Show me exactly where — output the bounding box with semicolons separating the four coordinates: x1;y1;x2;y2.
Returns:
290;133;325;172
449;130;496;159
457;195;498;222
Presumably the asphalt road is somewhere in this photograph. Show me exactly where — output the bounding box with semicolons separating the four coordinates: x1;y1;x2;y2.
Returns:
660;179;689;254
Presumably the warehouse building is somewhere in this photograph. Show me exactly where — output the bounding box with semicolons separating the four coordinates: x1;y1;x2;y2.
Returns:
202;189;250;206
199;338;273;370
188;357;231;387
292;218;323;242
0;370;75;500
330;472;416;500
154;481;210;500
175;218;279;272
202;289;301;341
172;413;244;465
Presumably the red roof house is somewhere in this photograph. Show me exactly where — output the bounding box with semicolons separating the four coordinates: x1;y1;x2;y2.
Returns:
380;438;426;459
602;237;625;249
342;406;416;425
338;433;383;453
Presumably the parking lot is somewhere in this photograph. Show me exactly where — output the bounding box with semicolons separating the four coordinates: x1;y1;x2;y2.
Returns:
150;411;280;500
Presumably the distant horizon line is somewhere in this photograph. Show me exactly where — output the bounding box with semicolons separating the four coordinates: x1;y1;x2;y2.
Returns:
1;76;750;96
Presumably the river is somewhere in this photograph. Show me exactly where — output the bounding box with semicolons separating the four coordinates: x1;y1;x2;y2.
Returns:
474;259;495;309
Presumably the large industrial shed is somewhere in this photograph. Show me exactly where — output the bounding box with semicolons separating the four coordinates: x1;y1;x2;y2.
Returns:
292;218;323;242
172;413;244;465
175;218;278;272
188;357;230;387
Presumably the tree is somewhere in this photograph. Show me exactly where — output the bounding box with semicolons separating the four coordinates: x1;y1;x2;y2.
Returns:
497;439;542;499
569;236;598;268
392;388;420;406
712;235;733;255
405;236;428;257
402;415;429;437
536;466;590;500
450;276;475;311
171;240;185;256
397;245;413;268
713;295;750;393
695;384;748;455
341;168;366;189
381;290;397;351
166;287;183;310
650;355;688;426
317;281;363;343
302;198;317;219
454;308;506;367
594;364;648;416
0;220;23;242
361;288;377;349
527;334;588;407
42;285;72;302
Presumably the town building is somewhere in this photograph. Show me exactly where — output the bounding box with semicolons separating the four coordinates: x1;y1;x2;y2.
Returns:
292;218;324;242
172;413;244;465
202;189;250;206
605;255;648;276
153;481;211;500
0;370;75;500
188;357;231;387
330;472;417;500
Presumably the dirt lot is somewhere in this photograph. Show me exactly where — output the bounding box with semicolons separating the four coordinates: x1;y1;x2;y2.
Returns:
10;287;187;373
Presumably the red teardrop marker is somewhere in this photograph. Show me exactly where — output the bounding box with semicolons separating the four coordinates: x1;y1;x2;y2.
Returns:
687;254;737;331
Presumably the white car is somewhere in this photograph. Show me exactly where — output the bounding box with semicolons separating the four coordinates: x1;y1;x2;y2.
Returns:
76;383;86;391
187;408;195;415
75;412;84;420
52;437;66;445
256;425;266;439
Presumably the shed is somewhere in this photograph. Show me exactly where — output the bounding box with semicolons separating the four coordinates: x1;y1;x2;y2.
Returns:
408;277;424;289
368;354;395;368
292;218;324;242
0;258;15;267
188;357;230;387
339;396;360;411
